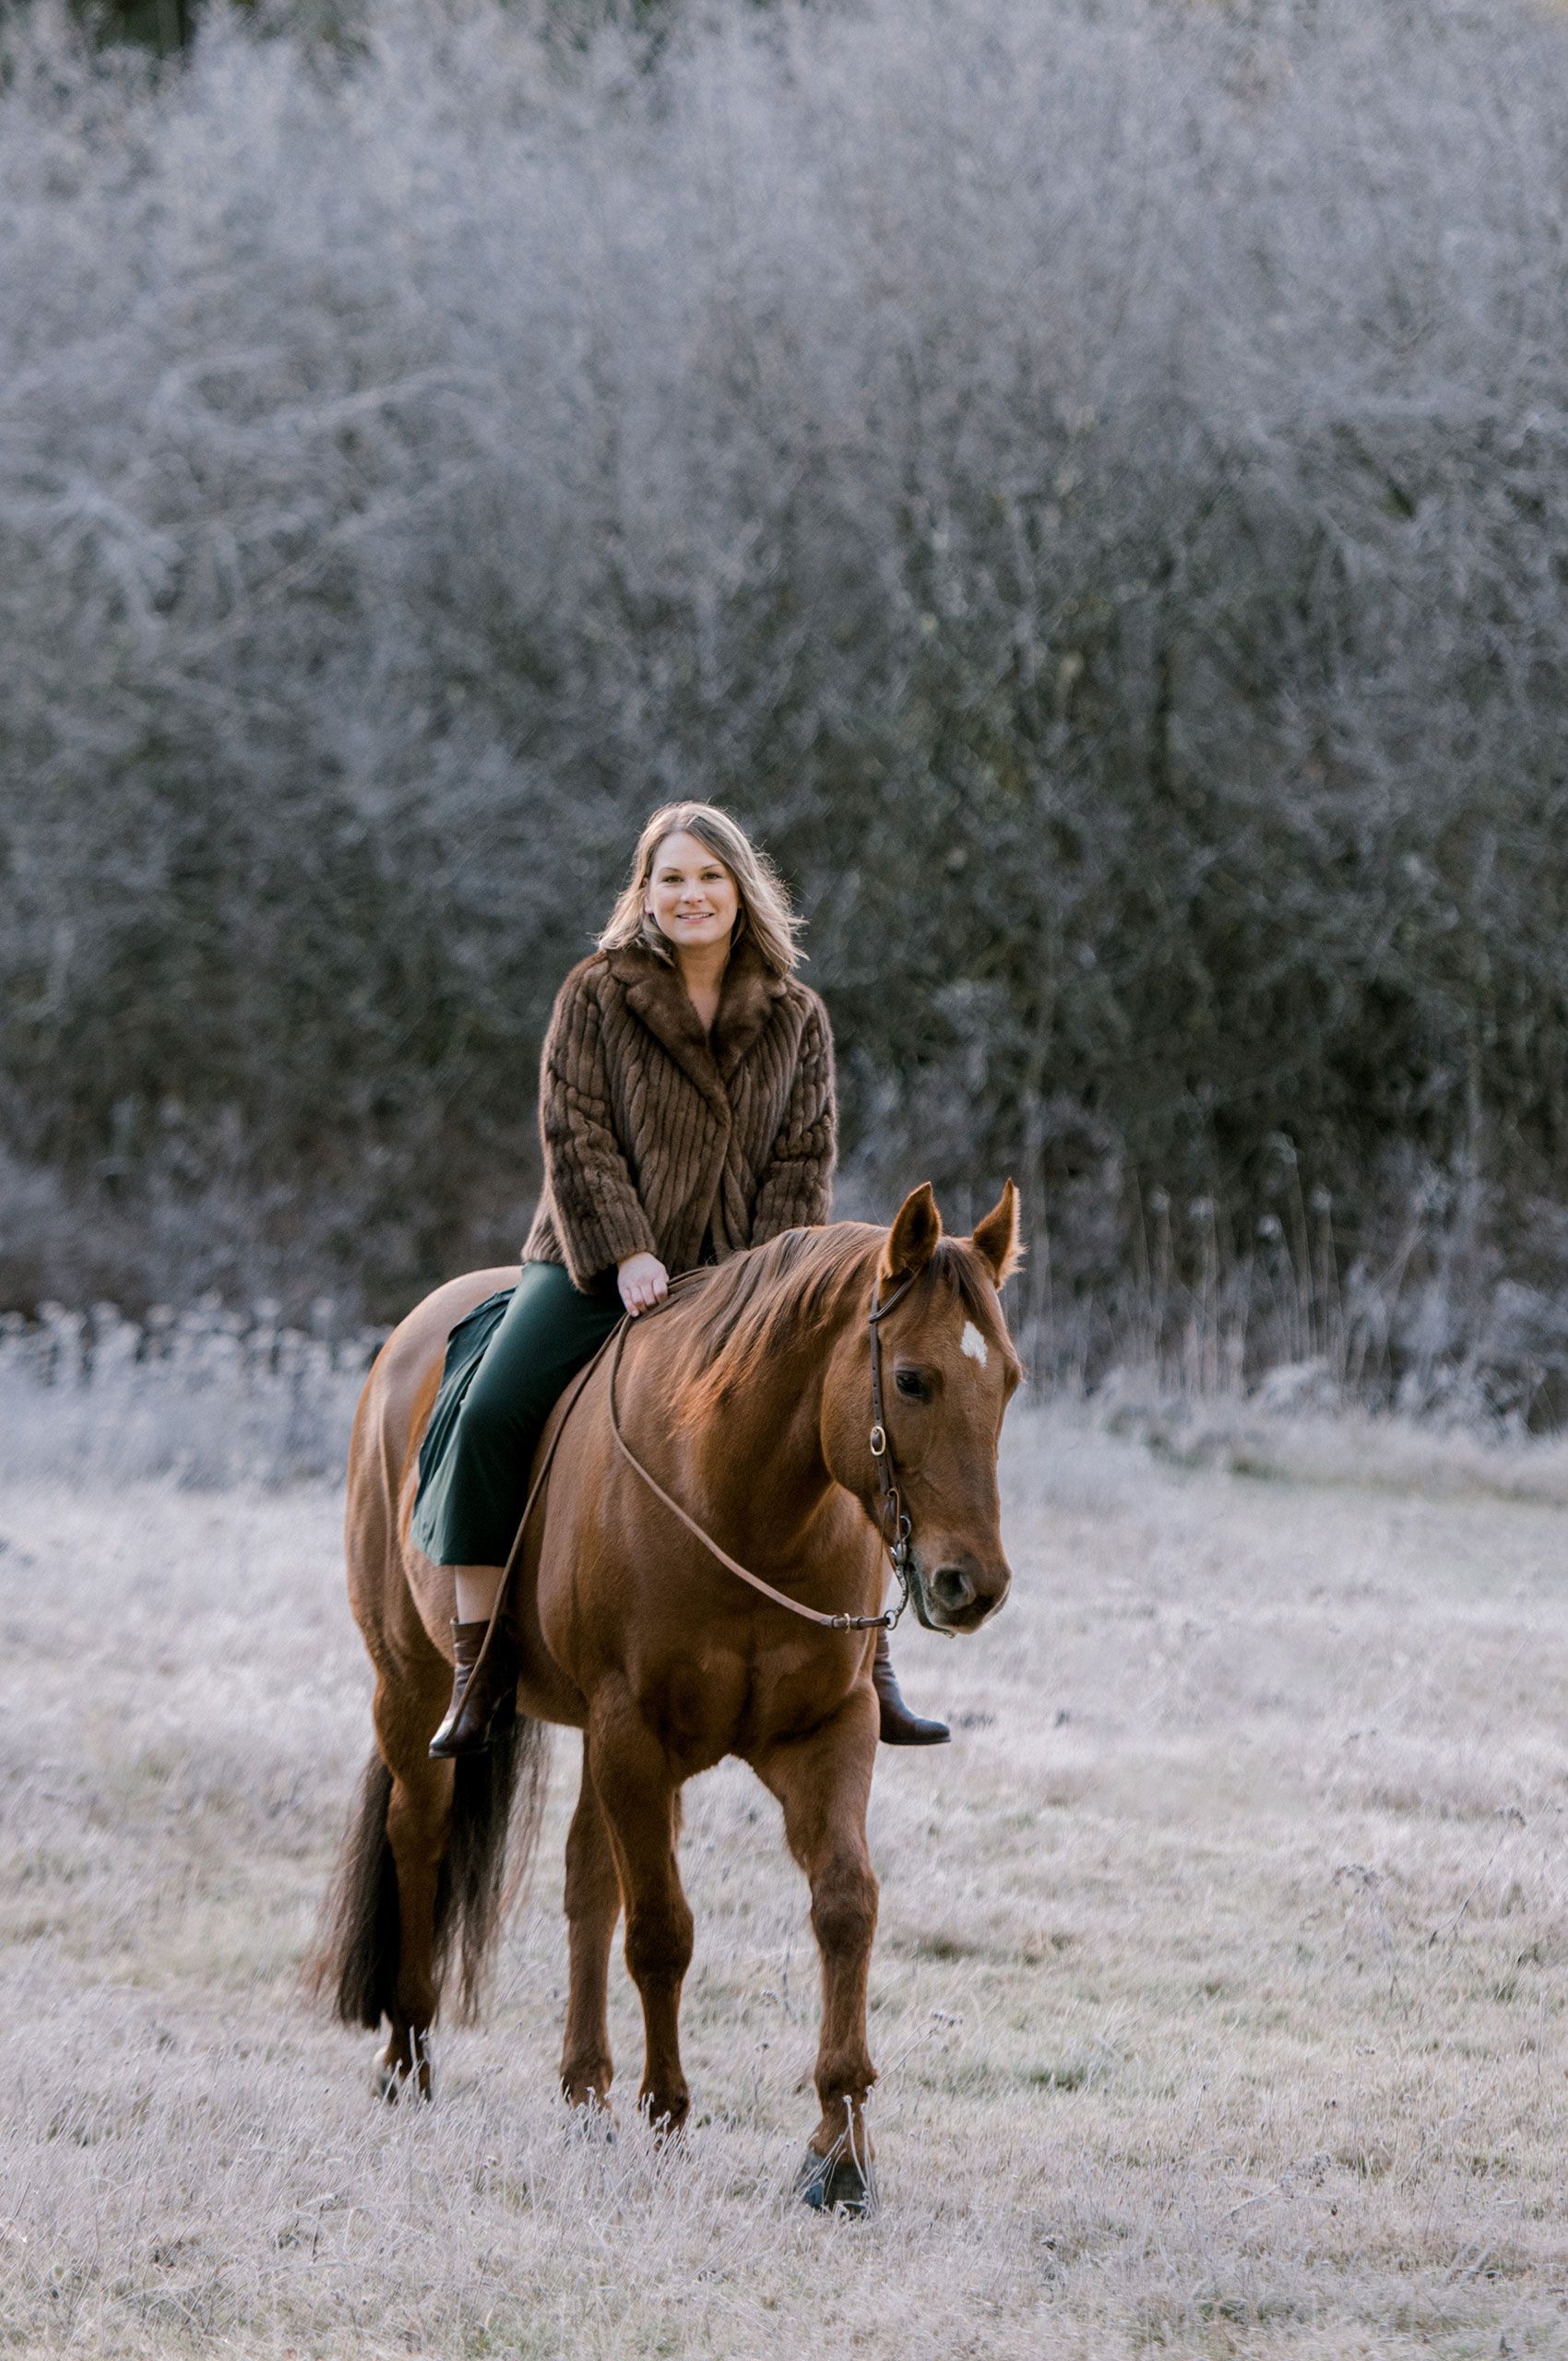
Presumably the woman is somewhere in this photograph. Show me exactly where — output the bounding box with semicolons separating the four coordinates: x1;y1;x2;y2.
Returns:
413;800;947;1757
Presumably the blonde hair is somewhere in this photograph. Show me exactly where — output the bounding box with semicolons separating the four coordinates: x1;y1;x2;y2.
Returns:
597;802;804;975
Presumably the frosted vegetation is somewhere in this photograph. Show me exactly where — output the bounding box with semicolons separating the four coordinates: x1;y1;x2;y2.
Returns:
4;1393;1565;2356
16;1291;1568;1499
0;1301;375;1485
6;0;1568;1410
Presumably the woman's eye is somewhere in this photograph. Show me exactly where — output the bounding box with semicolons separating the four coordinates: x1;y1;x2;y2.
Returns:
895;1370;930;1400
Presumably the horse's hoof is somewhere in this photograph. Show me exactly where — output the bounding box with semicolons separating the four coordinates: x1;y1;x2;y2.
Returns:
564;2096;617;2144
374;2058;433;2106
637;2094;690;2150
797;2149;876;2217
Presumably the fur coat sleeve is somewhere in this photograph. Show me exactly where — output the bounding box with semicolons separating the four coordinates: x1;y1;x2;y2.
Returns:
748;994;837;1243
535;961;659;1287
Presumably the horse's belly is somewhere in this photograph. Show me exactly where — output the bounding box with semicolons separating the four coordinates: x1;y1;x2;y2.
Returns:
514;1662;588;1729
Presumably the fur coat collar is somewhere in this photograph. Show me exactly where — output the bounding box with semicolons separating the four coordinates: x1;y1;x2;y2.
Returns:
605;933;790;1114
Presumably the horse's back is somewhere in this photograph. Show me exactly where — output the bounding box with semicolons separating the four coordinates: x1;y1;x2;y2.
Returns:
344;1266;517;1650
359;1265;517;1479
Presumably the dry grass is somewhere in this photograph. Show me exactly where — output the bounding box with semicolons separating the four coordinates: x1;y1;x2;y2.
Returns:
2;1399;1566;2358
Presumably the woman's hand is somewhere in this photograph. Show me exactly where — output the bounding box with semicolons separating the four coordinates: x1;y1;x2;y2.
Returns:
617;1251;670;1317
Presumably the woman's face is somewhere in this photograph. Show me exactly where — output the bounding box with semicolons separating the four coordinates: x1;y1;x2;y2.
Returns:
645;830;741;954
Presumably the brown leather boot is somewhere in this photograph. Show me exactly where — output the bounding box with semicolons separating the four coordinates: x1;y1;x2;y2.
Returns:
873;1631;949;1745
428;1619;511;1760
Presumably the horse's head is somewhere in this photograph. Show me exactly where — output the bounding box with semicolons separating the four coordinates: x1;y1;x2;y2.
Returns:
826;1181;1025;1635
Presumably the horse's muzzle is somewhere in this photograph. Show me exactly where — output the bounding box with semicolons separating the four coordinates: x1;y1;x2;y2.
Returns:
909;1549;1011;1634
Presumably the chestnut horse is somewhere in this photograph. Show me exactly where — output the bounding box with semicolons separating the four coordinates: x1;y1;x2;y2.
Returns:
313;1180;1022;2209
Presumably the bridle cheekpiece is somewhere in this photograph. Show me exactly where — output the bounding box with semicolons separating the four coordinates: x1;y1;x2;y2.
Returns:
865;1265;921;1631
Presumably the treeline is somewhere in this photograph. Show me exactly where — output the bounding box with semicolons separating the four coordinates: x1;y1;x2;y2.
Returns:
77;0;672;55
6;0;1568;1409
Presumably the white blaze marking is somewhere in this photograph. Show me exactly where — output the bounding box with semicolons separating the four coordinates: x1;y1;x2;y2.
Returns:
960;1319;989;1368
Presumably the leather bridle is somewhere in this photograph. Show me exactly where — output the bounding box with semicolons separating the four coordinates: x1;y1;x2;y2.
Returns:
863;1266;920;1620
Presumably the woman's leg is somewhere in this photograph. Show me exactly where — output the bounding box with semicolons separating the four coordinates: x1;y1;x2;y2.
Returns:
454;1567;505;1624
425;1262;622;1757
416;1261;621;1572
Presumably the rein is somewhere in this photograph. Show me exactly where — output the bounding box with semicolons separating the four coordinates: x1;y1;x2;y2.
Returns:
459;1261;919;1692
605;1265;919;1634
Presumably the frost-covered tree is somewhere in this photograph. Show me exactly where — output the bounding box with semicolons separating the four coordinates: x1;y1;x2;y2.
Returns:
4;0;1568;1401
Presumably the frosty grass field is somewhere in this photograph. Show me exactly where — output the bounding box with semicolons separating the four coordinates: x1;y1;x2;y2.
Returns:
3;1360;1566;2359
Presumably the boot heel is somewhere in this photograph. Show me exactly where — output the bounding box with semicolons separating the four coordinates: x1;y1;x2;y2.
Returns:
872;1631;950;1746
429;1619;503;1759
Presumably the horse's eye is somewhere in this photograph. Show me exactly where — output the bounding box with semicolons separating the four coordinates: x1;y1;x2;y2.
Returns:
895;1370;930;1401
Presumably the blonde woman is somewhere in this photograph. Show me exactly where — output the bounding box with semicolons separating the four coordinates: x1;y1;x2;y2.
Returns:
414;801;947;1756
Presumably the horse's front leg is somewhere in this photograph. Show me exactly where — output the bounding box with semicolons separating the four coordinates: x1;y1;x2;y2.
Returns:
752;1686;881;2212
588;1696;693;2137
559;1736;621;2117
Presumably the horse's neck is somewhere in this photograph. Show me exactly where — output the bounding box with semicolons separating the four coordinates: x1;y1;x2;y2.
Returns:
684;1265;861;1566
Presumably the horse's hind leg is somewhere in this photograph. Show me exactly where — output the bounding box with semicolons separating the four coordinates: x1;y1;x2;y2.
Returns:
374;1674;453;2100
559;1738;620;2115
752;1691;881;2212
588;1699;693;2137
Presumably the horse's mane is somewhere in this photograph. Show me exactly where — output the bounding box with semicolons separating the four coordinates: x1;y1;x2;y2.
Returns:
667;1221;1014;1430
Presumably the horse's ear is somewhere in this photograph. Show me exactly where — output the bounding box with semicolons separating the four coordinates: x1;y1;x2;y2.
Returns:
880;1182;943;1285
971;1179;1023;1287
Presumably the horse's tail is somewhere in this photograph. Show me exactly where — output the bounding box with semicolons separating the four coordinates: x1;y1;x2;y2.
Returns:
434;1703;552;2023
308;1746;399;2028
308;1708;552;2031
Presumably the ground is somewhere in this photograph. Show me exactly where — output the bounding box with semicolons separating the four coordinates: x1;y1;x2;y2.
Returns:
2;1401;1565;2358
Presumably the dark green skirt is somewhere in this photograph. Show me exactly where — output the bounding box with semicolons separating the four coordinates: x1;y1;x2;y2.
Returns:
410;1259;623;1569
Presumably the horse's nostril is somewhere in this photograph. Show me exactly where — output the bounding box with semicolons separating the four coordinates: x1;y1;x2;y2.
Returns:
930;1563;976;1613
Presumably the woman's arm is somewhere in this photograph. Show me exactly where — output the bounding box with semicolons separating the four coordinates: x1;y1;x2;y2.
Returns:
538;965;659;1289
751;997;837;1242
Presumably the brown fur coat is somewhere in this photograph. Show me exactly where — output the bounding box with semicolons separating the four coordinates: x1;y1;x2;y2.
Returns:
521;932;837;1289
